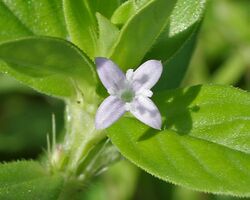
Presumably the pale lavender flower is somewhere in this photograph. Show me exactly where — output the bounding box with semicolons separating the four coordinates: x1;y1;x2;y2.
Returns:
95;57;162;130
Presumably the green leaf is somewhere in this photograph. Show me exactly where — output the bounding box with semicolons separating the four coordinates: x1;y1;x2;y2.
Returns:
96;13;120;57
109;0;177;69
146;0;206;62
0;74;31;93
111;0;136;25
88;0;121;19
0;0;67;42
108;0;206;91
0;161;64;200
145;0;207;90
0;2;31;42
155;26;200;91
108;85;250;196
111;0;154;25
0;37;96;98
63;0;98;58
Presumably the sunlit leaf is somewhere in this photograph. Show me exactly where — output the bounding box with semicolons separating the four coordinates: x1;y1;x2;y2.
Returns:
96;13;120;57
111;0;136;25
145;0;207;90
0;0;67;42
63;0;98;58
108;0;206;92
109;0;176;69
108;85;250;196
0;37;96;98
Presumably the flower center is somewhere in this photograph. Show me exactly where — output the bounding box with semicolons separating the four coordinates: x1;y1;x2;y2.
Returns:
120;89;135;102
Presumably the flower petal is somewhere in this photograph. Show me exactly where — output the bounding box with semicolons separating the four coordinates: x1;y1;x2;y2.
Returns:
130;97;162;130
95;57;126;90
95;96;126;129
132;60;163;90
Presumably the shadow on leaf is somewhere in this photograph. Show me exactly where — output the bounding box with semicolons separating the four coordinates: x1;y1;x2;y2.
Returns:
138;85;201;142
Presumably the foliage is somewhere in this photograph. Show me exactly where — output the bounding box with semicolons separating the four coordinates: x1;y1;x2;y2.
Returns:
0;0;249;199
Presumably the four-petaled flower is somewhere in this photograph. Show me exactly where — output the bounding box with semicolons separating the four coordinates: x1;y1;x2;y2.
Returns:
95;57;162;130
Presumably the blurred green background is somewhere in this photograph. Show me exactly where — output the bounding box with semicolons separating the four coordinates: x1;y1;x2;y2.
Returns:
0;0;249;199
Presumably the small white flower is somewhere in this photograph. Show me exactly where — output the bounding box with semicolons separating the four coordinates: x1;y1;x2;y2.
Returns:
95;57;162;130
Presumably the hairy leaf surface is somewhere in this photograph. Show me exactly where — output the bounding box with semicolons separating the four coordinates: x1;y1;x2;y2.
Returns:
0;161;64;200
108;85;250;196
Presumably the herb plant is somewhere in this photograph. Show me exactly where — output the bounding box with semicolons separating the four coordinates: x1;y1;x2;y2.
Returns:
0;0;250;199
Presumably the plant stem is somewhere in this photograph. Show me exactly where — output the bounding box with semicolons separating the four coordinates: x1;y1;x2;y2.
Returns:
49;94;107;180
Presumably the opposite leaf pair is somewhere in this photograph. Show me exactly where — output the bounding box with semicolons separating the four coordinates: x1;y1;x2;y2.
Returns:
95;58;163;130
